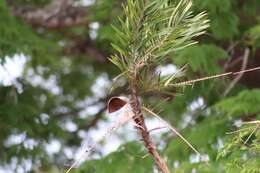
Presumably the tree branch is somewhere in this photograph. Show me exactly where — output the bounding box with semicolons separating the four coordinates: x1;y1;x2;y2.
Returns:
63;39;108;63
223;48;250;97
84;106;107;131
8;0;89;29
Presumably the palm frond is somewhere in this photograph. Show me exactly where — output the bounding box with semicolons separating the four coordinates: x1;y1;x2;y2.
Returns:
111;0;209;84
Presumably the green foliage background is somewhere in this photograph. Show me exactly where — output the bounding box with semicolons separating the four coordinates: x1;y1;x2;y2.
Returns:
0;0;259;172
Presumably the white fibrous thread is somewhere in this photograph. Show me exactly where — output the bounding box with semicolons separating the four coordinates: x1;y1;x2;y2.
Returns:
66;103;133;173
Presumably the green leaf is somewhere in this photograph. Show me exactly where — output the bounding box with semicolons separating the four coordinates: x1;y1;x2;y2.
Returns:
193;0;231;14
109;55;125;71
174;44;228;74
215;89;260;117
246;25;260;49
210;12;239;40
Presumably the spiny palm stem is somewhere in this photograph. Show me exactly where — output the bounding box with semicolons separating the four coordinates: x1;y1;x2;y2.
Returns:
129;85;170;173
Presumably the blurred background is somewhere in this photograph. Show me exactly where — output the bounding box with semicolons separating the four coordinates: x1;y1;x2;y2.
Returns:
0;0;260;172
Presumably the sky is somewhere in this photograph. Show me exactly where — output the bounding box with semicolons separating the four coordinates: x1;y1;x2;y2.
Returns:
0;54;27;86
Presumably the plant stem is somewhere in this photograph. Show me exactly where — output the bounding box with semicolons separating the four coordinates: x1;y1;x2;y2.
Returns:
129;86;170;173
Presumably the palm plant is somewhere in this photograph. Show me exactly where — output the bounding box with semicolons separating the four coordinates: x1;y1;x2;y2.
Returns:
109;0;209;172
